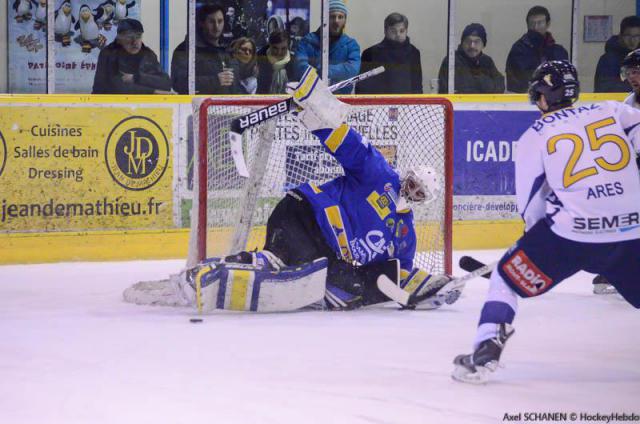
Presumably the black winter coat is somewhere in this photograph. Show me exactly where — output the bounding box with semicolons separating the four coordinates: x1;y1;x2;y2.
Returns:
356;37;423;94
255;45;296;94
505;30;568;93
92;41;171;94
170;32;242;95
594;36;632;93
438;47;505;94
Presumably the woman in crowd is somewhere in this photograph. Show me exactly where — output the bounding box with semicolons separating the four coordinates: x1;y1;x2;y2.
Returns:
230;37;259;94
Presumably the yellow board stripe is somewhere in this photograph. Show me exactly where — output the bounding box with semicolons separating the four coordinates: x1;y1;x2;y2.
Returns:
324;124;349;153
324;206;353;261
228;270;252;311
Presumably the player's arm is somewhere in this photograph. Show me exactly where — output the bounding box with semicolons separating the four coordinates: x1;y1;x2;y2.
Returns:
290;67;388;181
612;101;640;156
515;128;551;231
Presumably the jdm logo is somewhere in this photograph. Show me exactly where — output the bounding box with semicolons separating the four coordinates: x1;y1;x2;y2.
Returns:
105;116;169;191
0;130;6;178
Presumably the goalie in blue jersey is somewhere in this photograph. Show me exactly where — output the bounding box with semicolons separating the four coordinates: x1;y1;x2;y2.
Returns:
180;67;458;313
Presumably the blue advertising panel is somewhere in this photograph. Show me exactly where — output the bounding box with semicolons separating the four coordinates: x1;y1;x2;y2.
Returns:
453;110;538;196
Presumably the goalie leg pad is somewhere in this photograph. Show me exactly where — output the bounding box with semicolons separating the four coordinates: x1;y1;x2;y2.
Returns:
192;257;328;312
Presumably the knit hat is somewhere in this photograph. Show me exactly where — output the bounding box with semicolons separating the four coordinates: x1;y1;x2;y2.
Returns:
329;0;348;16
461;23;486;46
117;18;144;34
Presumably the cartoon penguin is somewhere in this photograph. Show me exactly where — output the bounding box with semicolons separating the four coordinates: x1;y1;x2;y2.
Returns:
13;0;32;23
114;0;136;23
32;0;47;31
54;1;76;46
93;0;116;31
74;4;104;53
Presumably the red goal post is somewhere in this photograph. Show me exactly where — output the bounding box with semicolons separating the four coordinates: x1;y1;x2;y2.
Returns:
191;96;453;275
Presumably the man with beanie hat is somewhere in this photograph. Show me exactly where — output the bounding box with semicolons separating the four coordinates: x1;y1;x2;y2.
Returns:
93;18;172;94
357;12;423;94
294;0;360;94
505;5;568;93
595;16;640;92
437;23;504;94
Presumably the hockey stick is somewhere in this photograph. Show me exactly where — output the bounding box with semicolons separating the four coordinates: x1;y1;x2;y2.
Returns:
376;262;497;307
228;66;385;177
459;255;492;279
229;66;385;135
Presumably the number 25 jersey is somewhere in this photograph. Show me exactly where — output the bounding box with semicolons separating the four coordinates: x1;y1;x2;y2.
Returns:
517;101;640;242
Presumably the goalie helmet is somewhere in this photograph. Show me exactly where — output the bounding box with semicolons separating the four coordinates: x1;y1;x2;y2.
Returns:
401;165;441;204
528;60;579;112
621;49;640;80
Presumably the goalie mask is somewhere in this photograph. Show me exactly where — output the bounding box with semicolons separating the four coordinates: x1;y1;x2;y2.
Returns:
401;166;441;204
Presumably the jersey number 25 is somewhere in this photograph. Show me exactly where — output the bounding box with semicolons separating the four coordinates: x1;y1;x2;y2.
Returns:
547;117;632;188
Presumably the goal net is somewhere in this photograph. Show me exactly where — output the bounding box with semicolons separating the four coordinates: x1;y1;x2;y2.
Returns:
190;97;453;275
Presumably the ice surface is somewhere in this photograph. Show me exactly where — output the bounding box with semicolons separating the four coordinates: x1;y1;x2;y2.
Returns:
1;250;638;424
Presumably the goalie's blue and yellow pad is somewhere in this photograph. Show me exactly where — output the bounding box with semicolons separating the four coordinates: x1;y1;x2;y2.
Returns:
193;257;327;313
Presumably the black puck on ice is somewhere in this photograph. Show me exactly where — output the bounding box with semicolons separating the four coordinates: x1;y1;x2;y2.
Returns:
190;318;203;323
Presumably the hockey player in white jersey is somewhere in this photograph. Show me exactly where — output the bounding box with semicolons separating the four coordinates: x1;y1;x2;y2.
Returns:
452;60;640;384
175;67;458;313
592;49;640;294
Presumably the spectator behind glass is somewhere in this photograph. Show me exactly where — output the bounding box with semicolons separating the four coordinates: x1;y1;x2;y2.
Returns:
356;13;422;94
257;30;295;94
295;0;360;94
288;16;309;55
505;6;568;93
437;23;504;94
230;37;259;94
92;18;172;94
594;16;640;93
170;3;242;94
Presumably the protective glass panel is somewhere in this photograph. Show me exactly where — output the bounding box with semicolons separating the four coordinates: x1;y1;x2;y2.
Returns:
580;0;637;93
456;0;573;94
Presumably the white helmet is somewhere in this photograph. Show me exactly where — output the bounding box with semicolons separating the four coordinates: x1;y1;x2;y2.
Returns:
401;165;441;204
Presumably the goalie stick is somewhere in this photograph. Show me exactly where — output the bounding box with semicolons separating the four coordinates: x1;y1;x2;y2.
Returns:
459;255;492;278
376;261;497;307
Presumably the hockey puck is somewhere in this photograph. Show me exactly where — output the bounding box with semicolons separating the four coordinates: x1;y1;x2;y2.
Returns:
189;318;203;323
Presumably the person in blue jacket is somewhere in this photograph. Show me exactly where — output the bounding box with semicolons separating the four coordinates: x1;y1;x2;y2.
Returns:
594;15;640;93
223;67;455;310
505;6;568;93
294;0;360;94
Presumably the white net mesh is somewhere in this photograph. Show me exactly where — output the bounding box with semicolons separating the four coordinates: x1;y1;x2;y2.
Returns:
190;97;452;275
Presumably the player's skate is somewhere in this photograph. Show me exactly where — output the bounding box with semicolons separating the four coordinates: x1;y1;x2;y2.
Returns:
592;275;618;295
452;323;515;384
289;66;350;131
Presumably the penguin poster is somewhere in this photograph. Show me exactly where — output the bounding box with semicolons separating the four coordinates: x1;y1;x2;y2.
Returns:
7;0;142;93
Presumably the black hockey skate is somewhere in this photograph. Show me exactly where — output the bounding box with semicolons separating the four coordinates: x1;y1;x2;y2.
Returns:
452;323;515;384
592;275;618;295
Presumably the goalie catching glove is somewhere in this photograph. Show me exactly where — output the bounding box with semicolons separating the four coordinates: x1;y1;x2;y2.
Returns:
287;66;350;131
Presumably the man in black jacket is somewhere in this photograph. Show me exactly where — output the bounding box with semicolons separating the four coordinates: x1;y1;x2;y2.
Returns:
92;19;171;94
594;15;640;93
437;23;504;94
171;3;242;95
505;6;568;93
356;13;422;94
